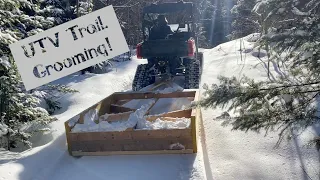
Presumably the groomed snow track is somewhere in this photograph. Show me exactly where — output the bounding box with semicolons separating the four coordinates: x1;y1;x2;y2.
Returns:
0;59;208;180
2;35;317;180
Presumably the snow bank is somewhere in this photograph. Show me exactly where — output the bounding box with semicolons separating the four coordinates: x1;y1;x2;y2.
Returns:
200;34;320;179
244;33;261;42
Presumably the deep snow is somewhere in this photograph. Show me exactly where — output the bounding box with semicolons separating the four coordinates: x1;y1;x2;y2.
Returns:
0;34;319;180
199;34;320;180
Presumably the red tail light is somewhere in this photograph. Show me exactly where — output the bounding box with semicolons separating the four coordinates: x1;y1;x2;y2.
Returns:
136;43;142;59
188;38;195;57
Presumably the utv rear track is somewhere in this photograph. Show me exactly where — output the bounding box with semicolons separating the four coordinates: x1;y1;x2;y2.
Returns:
132;64;155;91
184;59;200;89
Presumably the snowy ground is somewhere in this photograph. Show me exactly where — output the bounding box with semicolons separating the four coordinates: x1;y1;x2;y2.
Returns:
1;35;319;180
199;35;320;180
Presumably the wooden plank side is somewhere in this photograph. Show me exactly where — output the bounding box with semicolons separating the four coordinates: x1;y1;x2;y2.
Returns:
69;138;193;152
146;109;192;121
98;94;115;116
110;104;136;113
146;117;185;122
191;90;200;117
191;108;198;153
104;111;133;122
112;91;196;101
113;92;154;101
69;128;192;142
194;107;202;153
69;130;133;141
131;129;192;140
154;91;196;99
114;99;131;106
190;90;200;153
71;149;194;156
64;121;72;155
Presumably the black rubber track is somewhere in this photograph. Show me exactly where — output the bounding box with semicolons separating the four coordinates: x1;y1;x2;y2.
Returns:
132;64;155;91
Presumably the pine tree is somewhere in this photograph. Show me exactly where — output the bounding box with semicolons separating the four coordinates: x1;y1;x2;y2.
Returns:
199;0;236;46
199;0;320;146
0;0;78;150
229;0;260;39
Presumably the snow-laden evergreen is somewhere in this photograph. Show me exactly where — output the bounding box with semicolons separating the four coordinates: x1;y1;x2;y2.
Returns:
0;0;86;150
229;0;260;39
200;0;320;146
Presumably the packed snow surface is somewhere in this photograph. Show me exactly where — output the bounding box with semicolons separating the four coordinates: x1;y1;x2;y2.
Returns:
0;60;205;180
0;34;319;180
200;34;319;180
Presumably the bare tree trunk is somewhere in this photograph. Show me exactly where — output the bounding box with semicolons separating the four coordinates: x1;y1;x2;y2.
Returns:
261;13;272;81
6;131;10;151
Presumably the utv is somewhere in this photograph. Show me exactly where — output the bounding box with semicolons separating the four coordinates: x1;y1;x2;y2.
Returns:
132;1;203;91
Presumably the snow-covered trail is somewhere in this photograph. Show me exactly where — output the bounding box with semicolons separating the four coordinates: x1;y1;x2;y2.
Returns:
0;58;206;180
199;35;320;180
1;34;319;180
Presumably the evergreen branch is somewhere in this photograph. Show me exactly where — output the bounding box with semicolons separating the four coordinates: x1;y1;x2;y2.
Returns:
259;81;320;91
